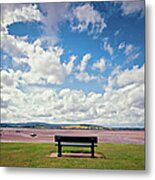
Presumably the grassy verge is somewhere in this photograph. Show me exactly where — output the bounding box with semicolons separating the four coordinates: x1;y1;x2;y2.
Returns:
0;142;144;170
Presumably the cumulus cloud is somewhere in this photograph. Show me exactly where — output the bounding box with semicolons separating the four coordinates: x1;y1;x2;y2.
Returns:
102;64;144;127
1;69;144;127
103;83;144;127
1;69;22;88
0;3;103;86
124;44;140;62
39;3;69;44
1;30;66;85
1;5;92;85
70;3;106;37
0;4;68;86
77;53;91;72
75;72;98;82
103;38;113;56
92;57;106;72
75;53;102;82
1;3;69;45
1;65;144;127
1;4;42;32
121;1;144;16
1;3;105;44
1;31;33;57
22;46;66;85
1;70;15;87
106;65;144;90
1;4;42;58
63;55;77;75
1;3;75;85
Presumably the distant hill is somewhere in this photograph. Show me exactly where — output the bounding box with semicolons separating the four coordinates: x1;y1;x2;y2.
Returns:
0;122;109;130
0;122;144;131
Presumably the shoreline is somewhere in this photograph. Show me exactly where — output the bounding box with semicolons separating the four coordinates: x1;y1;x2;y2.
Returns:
0;128;144;144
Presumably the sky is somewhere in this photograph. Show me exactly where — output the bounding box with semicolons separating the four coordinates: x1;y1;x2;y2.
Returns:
0;1;145;127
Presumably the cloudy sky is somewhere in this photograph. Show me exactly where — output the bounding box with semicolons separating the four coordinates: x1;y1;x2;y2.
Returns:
1;1;145;127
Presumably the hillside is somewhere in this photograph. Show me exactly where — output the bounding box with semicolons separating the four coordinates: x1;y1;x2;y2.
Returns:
0;122;144;130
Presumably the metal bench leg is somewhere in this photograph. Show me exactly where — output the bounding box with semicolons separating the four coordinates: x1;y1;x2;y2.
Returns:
91;143;94;158
58;141;62;157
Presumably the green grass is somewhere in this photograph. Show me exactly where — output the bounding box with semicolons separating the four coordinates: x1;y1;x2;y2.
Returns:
0;142;145;170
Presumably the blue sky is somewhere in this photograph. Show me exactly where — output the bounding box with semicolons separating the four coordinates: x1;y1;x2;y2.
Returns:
1;1;145;127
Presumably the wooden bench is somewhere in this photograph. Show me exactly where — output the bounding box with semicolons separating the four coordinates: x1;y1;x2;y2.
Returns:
55;135;98;158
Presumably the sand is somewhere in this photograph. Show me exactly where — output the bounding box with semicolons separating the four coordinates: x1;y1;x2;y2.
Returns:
0;128;144;144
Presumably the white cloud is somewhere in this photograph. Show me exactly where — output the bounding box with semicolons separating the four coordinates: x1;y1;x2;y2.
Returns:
1;64;144;127
63;55;76;75
121;1;144;16
39;3;69;44
2;36;66;85
106;65;144;90
1;4;100;86
75;72;97;82
1;3;70;45
128;52;141;62
1;3;103;86
70;3;106;36
114;29;120;36
117;66;144;87
1;3;72;85
124;44;140;62
1;69;22;88
102;64;144;127
75;53;103;82
1;4;42;31
1;16;67;85
125;44;135;56
1;70;15;87
1;31;33;57
21;46;66;85
118;42;125;50
77;53;91;72
92;57;106;72
1;73;144;127
103;83;144;127
103;38;113;56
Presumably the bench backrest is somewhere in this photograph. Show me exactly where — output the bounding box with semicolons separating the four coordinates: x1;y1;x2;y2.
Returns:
55;135;97;143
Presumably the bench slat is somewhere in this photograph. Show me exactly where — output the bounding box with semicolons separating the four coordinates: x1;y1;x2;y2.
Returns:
55;135;97;143
55;142;97;147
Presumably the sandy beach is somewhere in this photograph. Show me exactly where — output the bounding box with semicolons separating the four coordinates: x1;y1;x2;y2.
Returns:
0;128;144;144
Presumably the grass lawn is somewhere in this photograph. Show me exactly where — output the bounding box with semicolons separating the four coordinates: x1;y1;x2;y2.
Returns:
0;142;145;170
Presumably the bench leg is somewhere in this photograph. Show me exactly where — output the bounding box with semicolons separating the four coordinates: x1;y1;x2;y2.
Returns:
91;145;94;158
58;145;62;157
